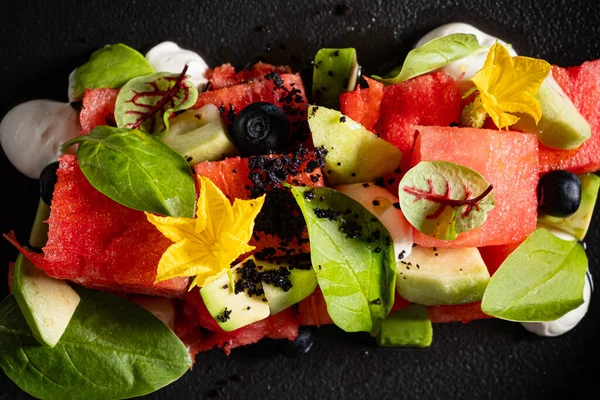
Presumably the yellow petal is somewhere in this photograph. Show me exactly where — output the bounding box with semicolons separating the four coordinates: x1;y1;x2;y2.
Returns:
146;213;201;244
230;195;266;243
197;176;234;242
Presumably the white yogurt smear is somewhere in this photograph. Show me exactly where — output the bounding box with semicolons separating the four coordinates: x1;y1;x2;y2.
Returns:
145;41;209;89
0;100;80;178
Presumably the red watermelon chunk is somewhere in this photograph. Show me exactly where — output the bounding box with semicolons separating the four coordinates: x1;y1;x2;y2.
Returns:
478;241;522;276
79;88;119;135
374;71;462;171
339;77;384;131
206;62;292;90
428;301;493;323
8;155;188;298
539;60;600;174
194;150;325;258
194;73;310;146
411;126;538;248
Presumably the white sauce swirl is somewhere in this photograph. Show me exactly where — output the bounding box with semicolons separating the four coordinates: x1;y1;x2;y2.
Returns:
0;100;80;178
145;41;209;89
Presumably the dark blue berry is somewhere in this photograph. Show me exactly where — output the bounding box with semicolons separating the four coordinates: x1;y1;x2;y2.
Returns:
280;326;314;357
538;170;581;217
39;161;60;206
231;102;290;156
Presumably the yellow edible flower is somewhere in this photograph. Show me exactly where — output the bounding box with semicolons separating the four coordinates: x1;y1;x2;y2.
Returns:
146;176;265;289
468;42;552;129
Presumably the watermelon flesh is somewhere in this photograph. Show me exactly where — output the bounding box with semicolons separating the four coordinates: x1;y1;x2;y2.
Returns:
428;301;493;323
411;126;539;248
194;73;310;146
79;88;119;135
8;155;188;298
339;77;384;131
374;71;462;172
194;149;325;259
206;62;292;90
538;60;600;174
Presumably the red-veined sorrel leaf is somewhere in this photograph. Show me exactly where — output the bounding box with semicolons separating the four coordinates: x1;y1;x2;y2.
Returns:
114;66;198;135
398;161;494;240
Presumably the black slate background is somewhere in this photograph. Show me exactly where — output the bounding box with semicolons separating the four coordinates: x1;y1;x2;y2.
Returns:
1;0;599;399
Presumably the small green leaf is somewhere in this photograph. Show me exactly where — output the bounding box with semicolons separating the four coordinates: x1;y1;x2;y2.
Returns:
372;34;482;84
399;161;494;240
72;43;154;101
0;288;191;400
289;185;396;334
481;228;588;321
114;69;199;135
64;126;196;218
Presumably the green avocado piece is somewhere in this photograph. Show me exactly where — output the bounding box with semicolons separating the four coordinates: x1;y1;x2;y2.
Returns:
12;253;81;347
312;48;359;108
307;105;403;186
261;261;317;315
161;104;239;165
376;304;432;348
513;78;591;150
396;246;490;306
200;257;270;332
538;173;600;240
29;198;50;249
72;43;154;101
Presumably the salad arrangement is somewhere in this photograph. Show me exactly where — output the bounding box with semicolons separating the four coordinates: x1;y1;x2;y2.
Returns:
0;23;598;399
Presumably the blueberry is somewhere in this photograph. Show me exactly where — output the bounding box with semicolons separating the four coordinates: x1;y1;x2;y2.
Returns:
39;161;60;205
280;326;314;357
231;102;290;156
538;170;581;217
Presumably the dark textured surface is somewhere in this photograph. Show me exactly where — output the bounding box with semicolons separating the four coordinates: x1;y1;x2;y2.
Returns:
1;1;600;399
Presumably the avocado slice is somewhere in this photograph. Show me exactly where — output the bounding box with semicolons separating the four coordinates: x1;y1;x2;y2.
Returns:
514;78;591;150
396;246;490;306
12;253;81;347
261;261;317;315
376;304;432;347
308;105;402;186
312;48;359;108
29;198;50;249
200;257;270;332
161;104;239;165
538;173;600;240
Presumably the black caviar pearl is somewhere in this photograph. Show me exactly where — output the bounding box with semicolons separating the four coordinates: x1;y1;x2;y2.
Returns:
39;161;60;206
538;170;581;217
280;326;314;357
231;102;290;156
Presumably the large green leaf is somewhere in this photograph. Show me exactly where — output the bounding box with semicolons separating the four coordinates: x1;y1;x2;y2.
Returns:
0;288;191;400
289;185;396;333
64;126;196;218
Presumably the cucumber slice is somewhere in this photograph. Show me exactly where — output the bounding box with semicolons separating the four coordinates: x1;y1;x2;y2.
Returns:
376;305;432;348
312;48;359;108
12;253;81;347
261;261;317;315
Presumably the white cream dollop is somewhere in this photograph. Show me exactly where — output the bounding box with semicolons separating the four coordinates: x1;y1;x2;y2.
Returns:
145;41;209;89
521;270;593;337
414;22;517;81
0;100;80;178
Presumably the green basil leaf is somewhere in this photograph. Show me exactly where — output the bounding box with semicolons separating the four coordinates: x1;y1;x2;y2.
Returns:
114;71;199;135
372;33;482;84
481;228;588;321
0;288;191;400
399;161;494;240
289;185;396;333
72;43;154;101
65;126;196;218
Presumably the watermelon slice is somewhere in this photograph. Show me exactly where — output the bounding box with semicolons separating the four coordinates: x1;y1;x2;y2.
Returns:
411;126;539;248
206;62;292;90
194;149;325;258
6;155;188;298
194;73;310;146
478;241;522;276
428;301;493;323
539;60;600;174
374;70;462;172
79;88;119;135
339;77;384;131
